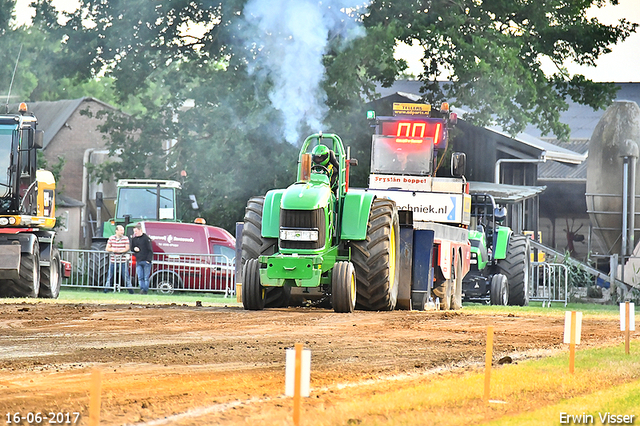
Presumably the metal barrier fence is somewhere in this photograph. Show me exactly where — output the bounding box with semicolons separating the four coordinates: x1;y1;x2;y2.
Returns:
529;261;568;307
60;249;236;297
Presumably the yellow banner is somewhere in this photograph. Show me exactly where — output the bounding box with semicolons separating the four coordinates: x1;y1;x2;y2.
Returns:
393;103;431;116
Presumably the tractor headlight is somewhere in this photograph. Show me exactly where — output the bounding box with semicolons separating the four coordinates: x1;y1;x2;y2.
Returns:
0;218;8;225
280;229;319;242
8;217;15;224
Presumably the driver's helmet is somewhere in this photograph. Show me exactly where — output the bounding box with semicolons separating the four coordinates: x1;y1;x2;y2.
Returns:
312;144;330;166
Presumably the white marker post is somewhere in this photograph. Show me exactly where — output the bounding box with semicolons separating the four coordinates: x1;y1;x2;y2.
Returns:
620;302;636;355
563;311;582;374
286;343;311;426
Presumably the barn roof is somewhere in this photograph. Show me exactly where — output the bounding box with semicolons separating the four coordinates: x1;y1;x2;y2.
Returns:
11;97;118;149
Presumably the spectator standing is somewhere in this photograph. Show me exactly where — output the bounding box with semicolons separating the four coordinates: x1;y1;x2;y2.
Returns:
104;224;133;294
131;223;154;294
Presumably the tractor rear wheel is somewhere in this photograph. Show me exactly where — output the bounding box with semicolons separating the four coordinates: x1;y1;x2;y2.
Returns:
350;198;400;311
87;241;108;288
241;196;290;308
243;259;265;310
39;246;61;298
498;235;530;306
332;261;356;313
490;274;508;306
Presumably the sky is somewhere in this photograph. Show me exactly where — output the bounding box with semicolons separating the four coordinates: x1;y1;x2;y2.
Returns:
14;0;640;83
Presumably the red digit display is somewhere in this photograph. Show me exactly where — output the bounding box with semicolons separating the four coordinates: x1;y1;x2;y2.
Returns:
379;119;444;147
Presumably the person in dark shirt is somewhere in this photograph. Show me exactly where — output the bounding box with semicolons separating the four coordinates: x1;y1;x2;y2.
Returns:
131;223;154;294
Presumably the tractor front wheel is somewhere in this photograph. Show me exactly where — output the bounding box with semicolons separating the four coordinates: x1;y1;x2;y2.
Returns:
490;274;509;306
39;247;61;299
332;261;356;313
242;259;265;310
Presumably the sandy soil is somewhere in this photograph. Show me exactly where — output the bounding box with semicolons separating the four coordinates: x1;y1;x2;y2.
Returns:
0;301;629;425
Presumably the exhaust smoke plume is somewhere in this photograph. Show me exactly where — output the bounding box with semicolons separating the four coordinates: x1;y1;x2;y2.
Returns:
240;0;366;144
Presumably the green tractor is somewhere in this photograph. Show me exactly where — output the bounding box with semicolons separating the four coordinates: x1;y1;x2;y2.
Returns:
240;133;399;312
462;194;530;306
88;179;194;286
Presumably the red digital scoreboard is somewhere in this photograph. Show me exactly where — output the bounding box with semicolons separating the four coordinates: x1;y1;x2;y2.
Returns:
379;118;445;148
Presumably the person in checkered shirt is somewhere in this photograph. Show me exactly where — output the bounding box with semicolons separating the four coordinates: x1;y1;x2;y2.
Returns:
104;224;134;293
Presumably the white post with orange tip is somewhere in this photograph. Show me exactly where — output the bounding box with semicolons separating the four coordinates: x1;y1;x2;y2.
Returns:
563;311;582;374
620;302;636;355
286;343;311;426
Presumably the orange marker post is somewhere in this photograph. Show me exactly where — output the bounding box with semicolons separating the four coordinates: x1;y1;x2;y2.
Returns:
293;343;303;426
484;326;494;404
620;302;635;354
89;368;102;426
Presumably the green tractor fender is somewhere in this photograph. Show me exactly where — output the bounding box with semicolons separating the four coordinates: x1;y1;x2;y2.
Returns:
468;229;489;271
492;226;512;260
261;189;285;239
102;221;117;238
340;190;375;240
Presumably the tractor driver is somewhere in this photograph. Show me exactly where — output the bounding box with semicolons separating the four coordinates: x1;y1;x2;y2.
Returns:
311;144;340;191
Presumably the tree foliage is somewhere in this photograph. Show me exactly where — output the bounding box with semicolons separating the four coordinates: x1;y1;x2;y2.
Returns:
9;0;637;232
0;0;119;104
365;0;637;138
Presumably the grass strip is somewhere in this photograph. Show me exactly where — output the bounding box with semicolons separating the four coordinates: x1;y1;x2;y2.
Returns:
295;342;640;425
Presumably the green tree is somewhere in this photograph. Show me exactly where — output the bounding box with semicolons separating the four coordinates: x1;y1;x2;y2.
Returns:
0;0;120;104
364;0;637;139
38;0;637;231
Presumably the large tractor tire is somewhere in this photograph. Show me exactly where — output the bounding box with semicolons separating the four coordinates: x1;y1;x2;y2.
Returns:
241;196;291;308
0;242;40;297
39;246;61;299
498;235;530;306
351;198;400;311
87;241;109;288
332;261;356;313
489;273;508;306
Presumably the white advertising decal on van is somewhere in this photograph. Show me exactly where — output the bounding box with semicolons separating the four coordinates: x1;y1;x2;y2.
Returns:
150;234;195;248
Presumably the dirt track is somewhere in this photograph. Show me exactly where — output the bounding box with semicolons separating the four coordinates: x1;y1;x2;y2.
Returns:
0;301;629;425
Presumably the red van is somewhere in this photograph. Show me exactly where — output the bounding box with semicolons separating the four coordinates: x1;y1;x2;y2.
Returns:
139;221;236;294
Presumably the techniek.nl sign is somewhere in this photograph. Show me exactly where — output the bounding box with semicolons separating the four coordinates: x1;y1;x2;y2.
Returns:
368;190;462;223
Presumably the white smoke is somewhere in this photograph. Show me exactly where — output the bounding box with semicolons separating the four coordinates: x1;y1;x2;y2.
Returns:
240;0;366;144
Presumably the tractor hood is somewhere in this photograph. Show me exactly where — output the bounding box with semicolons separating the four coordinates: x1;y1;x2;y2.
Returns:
281;178;332;211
